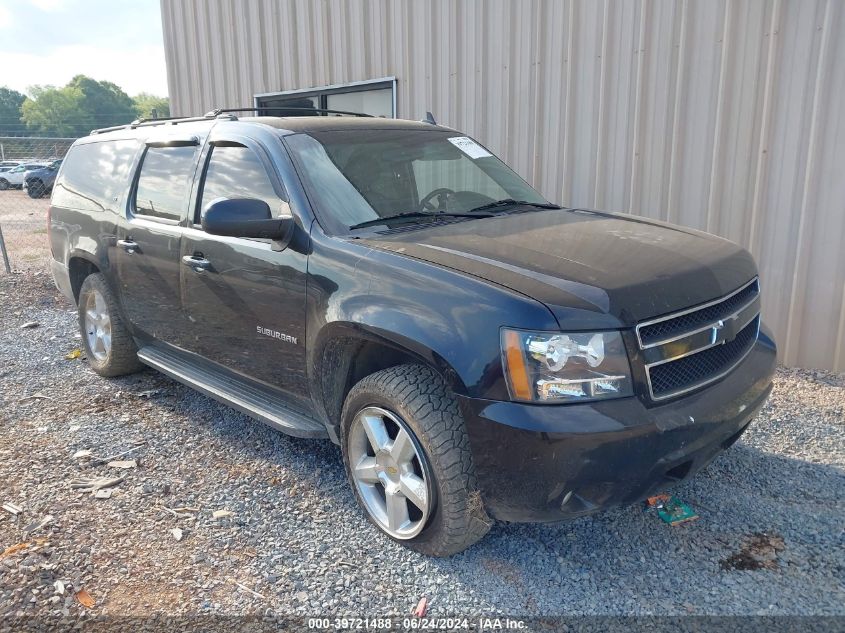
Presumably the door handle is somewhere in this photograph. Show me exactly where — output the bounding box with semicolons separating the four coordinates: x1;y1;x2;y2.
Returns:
117;239;138;254
182;255;211;272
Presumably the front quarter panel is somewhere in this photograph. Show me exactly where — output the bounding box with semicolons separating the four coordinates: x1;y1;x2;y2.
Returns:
305;232;559;420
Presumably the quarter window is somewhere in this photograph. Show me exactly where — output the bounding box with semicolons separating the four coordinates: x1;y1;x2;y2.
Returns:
197;145;281;223
53;140;138;213
134;146;198;221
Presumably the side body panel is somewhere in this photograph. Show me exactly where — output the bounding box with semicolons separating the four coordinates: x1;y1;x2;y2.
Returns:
112;127;212;344
178;226;312;410
114;218;185;343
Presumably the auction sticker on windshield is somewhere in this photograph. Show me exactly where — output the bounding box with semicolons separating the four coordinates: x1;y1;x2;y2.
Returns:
447;136;492;159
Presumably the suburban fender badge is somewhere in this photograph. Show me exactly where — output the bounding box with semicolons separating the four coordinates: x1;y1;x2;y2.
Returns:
257;326;298;345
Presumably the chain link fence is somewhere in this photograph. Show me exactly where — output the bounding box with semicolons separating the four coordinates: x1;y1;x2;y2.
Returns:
0;136;77;273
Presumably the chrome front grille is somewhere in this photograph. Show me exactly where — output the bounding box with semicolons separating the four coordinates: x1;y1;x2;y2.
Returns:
636;278;761;401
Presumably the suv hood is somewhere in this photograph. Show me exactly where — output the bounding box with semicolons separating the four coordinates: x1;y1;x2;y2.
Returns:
360;208;758;328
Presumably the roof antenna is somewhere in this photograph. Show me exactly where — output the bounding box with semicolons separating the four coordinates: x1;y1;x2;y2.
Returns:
423;111;437;125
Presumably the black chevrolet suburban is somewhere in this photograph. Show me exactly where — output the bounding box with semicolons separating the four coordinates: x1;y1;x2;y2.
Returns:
48;110;776;556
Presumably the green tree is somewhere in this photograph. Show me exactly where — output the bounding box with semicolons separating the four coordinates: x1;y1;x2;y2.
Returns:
67;75;137;129
21;75;138;137
133;93;170;119
20;85;86;137
0;87;26;136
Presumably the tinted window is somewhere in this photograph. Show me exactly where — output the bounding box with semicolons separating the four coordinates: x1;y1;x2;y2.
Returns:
134;146;198;221
197;145;280;222
53;140;138;213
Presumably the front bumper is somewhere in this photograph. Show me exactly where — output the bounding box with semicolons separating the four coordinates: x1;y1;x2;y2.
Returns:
459;324;777;522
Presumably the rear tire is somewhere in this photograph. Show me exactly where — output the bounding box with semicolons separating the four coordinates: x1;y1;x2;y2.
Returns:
27;180;45;198
0;179;9;190
77;273;143;377
341;364;491;556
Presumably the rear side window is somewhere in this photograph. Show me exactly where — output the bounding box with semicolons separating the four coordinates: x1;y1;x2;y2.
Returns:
52;140;138;213
134;146;198;222
196;145;281;223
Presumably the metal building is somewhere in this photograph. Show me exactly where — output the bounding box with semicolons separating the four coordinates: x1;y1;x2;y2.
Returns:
160;0;845;372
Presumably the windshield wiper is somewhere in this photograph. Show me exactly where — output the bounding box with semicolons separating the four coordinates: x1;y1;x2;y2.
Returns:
467;198;561;214
349;210;493;230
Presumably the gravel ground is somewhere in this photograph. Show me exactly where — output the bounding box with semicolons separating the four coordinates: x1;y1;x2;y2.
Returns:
1;269;843;619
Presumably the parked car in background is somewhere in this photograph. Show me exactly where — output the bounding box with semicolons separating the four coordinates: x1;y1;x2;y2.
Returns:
24;159;62;198
0;162;49;190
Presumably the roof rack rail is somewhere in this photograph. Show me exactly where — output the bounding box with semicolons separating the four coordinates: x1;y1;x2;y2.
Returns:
90;114;221;135
205;107;373;118
90;105;373;135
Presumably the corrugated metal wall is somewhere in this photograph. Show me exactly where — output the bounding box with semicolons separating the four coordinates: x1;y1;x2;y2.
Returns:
161;0;845;371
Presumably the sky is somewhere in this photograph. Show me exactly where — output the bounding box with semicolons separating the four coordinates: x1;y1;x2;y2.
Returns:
0;0;168;97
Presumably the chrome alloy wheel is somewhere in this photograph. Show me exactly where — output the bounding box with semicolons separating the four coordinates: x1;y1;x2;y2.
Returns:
83;288;112;362
348;406;434;539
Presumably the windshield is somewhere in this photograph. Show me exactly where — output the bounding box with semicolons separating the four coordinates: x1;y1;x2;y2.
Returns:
285;129;549;233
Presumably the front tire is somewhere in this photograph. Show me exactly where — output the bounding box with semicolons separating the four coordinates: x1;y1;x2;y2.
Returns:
77;273;143;377
341;364;491;556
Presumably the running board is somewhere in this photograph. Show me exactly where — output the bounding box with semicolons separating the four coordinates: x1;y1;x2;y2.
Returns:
137;346;327;439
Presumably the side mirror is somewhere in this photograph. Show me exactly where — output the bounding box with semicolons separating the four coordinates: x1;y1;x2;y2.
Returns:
201;198;293;243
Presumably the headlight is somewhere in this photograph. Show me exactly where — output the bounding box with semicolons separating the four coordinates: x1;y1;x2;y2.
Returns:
501;328;633;402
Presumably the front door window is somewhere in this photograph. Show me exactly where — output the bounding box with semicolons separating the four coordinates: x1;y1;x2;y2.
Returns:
197;144;281;223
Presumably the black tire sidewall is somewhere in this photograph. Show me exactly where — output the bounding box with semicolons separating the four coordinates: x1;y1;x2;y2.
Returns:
27;181;44;198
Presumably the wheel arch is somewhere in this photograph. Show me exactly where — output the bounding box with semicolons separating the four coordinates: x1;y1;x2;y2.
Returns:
311;322;467;442
67;254;101;303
